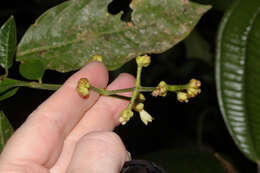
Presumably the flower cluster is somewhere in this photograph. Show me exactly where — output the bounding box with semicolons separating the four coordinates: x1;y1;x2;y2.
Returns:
76;54;201;126
177;79;201;103
120;55;154;125
152;81;168;97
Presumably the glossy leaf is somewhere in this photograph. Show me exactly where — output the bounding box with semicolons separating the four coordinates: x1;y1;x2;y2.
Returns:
19;59;45;81
0;78;21;93
0;78;21;100
0;16;16;70
0;87;19;101
16;0;211;75
216;0;260;162
0;111;14;152
139;148;227;173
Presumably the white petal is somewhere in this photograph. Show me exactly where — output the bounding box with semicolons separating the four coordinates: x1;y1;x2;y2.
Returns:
139;110;153;125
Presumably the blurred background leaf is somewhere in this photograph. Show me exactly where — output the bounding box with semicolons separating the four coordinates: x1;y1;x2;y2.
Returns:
138;148;228;173
0;110;13;152
216;0;260;163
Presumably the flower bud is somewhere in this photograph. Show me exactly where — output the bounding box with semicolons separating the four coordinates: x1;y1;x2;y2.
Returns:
90;54;103;62
137;93;146;102
136;55;151;67
189;79;201;89
76;78;90;98
177;92;188;103
119;109;134;125
187;87;201;98
135;103;144;112
152;81;168;97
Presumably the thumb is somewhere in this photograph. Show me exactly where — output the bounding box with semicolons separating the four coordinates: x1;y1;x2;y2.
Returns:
67;131;130;173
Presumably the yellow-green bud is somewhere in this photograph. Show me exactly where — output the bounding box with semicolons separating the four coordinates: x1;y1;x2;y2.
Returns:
119;109;134;125
152;81;168;97
135;103;144;112
137;93;146;102
187;87;201;98
76;78;90;98
136;55;151;67
189;79;201;89
90;54;103;62
177;92;188;103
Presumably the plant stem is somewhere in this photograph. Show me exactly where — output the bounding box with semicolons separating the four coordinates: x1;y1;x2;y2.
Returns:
258;162;260;173
167;84;188;92
3;78;189;95
2;78;61;90
128;66;142;109
90;86;135;95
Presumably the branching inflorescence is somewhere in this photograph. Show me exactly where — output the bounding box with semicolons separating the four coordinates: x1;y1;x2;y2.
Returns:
76;55;201;125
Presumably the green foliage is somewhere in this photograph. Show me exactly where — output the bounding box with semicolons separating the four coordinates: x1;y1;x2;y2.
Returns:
16;0;210;78
192;0;236;11
0;16;16;73
0;78;20;101
19;59;45;81
216;0;260;162
0;87;19;101
0;111;13;152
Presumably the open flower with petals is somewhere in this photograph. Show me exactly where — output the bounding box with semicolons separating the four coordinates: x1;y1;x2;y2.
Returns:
139;109;153;125
134;103;153;125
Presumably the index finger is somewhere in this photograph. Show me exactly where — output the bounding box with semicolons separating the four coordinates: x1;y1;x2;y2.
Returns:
0;62;108;168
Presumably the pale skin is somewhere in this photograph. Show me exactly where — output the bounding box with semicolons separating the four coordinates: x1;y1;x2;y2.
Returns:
0;62;135;173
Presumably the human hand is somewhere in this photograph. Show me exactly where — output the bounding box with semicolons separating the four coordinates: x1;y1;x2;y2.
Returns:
0;62;135;173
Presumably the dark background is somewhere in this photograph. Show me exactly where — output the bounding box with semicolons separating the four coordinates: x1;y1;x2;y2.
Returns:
0;0;256;172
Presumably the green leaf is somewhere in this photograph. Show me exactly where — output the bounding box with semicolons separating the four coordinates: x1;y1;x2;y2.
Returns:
16;0;211;75
0;78;20;93
0;111;13;152
216;0;260;162
0;16;16;71
0;78;21;100
0;87;19;101
192;0;236;11
138;148;227;173
19;59;45;81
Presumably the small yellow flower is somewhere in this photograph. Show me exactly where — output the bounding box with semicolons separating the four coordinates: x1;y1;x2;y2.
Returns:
189;79;201;88
119;109;134;125
139;110;153;125
89;54;103;63
177;92;189;103
76;78;90;98
136;55;151;67
187;87;201;98
152;81;168;97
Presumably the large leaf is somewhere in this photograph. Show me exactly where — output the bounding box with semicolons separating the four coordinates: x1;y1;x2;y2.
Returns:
0;111;13;152
16;0;210;75
216;0;260;162
0;16;16;71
